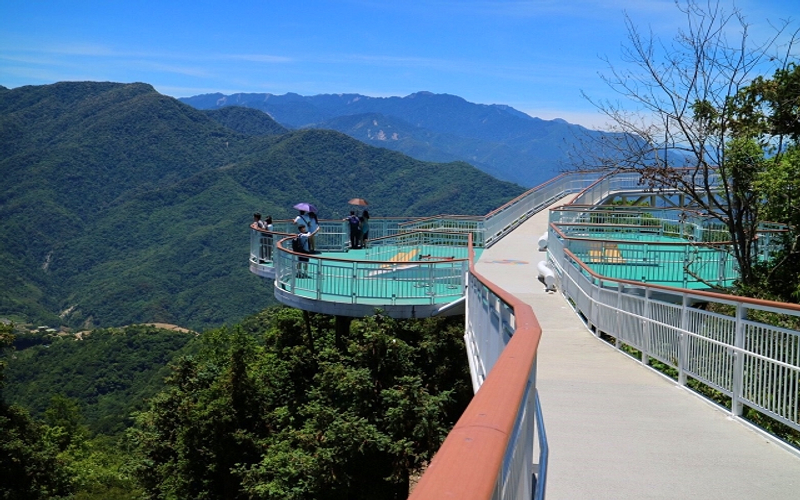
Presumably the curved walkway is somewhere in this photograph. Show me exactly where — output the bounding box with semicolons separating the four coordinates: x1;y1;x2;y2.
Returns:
475;197;800;500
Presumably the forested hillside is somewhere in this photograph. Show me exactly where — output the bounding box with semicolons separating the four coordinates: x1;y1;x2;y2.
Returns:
203;106;290;136
0;82;525;330
1;309;472;499
5;324;197;435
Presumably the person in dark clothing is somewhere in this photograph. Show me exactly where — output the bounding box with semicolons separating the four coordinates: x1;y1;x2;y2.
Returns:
359;210;370;248
345;210;362;249
307;211;319;252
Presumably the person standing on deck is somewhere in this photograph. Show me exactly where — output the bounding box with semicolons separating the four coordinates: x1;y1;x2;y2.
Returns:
295;223;318;277
360;210;370;248
294;210;310;232
345;211;362;249
253;213;268;262
307;211;319;252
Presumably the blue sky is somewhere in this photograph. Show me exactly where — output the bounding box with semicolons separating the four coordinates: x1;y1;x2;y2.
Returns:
1;0;795;129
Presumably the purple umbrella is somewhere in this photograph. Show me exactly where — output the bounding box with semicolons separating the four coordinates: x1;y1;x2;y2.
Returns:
293;202;317;213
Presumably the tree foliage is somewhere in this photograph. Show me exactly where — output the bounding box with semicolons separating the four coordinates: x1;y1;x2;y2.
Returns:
0;323;73;499
730;63;800;299
203;106;290;136
130;309;472;500
578;0;799;294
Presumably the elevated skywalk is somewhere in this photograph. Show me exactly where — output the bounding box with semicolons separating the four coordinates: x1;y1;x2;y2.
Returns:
475;196;800;499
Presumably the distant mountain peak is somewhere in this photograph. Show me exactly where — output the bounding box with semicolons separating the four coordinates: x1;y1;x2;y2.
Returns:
178;89;625;187
405;91;466;102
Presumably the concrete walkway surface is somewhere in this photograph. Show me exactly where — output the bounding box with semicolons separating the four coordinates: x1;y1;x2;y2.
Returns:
475;197;800;500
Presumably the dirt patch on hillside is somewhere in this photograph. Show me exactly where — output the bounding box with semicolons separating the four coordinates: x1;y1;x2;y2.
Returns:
145;323;195;334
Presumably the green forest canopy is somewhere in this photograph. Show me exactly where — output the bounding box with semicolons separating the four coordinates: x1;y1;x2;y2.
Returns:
2;309;473;500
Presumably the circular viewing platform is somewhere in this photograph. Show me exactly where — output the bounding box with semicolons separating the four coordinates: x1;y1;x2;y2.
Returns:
250;221;480;318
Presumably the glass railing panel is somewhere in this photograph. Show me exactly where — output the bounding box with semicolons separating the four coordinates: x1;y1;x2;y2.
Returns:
272;237;468;305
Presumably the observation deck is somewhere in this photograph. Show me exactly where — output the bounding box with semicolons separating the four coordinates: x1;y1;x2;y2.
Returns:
250;219;480;318
248;171;800;499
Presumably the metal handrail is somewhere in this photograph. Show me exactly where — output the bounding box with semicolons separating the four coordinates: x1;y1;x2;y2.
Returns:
250;170;612;268
410;237;548;500
482;171;605;247
272;231;470;306
548;227;800;434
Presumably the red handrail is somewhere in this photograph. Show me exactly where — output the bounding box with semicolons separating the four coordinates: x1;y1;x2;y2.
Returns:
409;237;543;498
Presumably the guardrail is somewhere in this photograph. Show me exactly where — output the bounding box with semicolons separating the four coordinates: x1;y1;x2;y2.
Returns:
399;215;486;245
549;224;739;289
252;171;608;268
550;205;732;242
364;230;473;260
568;170;726;207
483;172;604;246
568;171;652;206
548;224;800;437
270;217;419;246
410;240;548;500
272;231;470;305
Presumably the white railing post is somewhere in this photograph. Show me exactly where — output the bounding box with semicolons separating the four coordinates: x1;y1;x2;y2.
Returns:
678;294;689;386
731;303;746;416
616;282;623;349
591;276;601;336
351;261;358;304
642;287;651;366
315;260;323;301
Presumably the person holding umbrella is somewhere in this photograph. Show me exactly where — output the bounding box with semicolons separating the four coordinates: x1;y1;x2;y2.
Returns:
307;211;319;252
359;210;370;248
294;223;318;278
292;203;314;231
292;203;319;251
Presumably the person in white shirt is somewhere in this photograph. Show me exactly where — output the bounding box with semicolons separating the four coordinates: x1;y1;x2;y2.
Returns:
253;212;267;229
294;224;319;277
253;213;268;262
294;210;310;232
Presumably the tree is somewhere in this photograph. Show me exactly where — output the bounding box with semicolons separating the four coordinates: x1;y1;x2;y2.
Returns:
730;62;800;299
0;324;73;499
44;394;89;451
578;0;798;290
130;310;472;500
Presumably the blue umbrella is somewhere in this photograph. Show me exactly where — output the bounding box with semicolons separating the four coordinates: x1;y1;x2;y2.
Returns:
293;202;317;213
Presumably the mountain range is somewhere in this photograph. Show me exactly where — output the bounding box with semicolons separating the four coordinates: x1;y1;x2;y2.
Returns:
179;91;610;187
0;82;525;331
